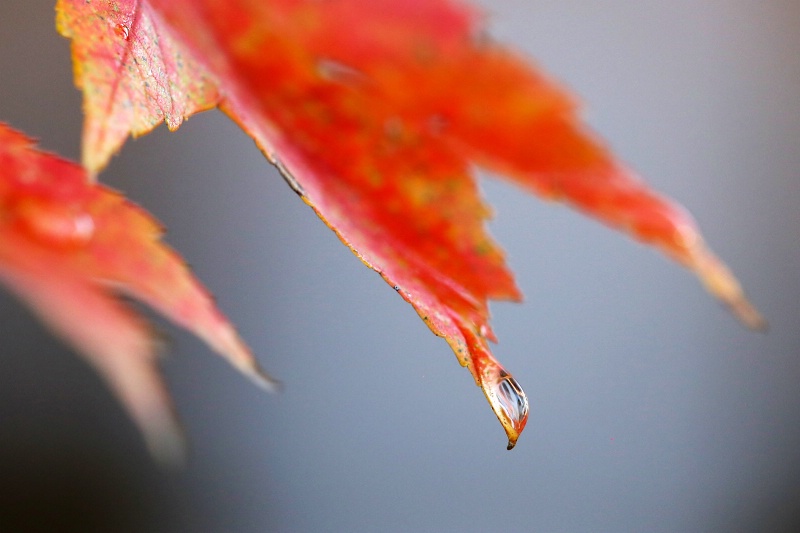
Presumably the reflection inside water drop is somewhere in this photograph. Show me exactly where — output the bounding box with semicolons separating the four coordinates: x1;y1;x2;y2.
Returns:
495;376;528;426
485;370;529;450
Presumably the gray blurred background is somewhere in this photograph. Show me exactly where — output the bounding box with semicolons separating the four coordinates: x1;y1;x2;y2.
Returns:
1;1;798;531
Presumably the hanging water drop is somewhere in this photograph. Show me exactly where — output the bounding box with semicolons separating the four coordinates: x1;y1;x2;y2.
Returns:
479;362;529;450
492;373;529;450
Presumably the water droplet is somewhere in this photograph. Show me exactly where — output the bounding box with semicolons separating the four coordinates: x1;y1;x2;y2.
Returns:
482;365;529;450
315;58;364;83
114;23;130;40
495;376;528;434
16;199;95;247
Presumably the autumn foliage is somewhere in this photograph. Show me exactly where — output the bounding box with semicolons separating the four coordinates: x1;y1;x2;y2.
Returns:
0;0;762;458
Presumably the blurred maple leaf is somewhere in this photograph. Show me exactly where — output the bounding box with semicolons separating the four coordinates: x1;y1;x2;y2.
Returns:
47;0;764;451
0;123;278;463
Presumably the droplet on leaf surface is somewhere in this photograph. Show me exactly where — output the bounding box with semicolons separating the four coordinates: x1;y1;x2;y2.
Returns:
114;23;130;40
15;199;95;247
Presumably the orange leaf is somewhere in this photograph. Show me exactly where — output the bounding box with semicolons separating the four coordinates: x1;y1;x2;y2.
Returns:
61;0;763;449
56;0;221;173
0;123;277;462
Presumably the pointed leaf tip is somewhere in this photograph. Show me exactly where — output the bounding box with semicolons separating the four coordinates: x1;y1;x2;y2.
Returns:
691;246;766;331
0;122;275;460
56;0;221;172
479;357;529;450
242;362;283;393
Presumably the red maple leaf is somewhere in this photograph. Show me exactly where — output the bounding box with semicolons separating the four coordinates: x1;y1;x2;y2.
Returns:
47;0;763;451
0;123;278;463
56;0;221;173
